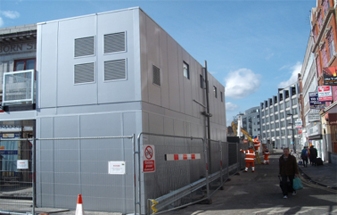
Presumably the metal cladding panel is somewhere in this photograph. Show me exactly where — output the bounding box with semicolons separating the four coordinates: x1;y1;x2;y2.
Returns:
166;38;181;112
53;16;97;106
38;8;142;109
142;134;205;206
143;15;162;107
37;22;58;108
96;9;141;103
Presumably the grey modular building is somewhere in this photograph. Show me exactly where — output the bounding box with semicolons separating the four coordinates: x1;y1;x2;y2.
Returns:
0;7;227;214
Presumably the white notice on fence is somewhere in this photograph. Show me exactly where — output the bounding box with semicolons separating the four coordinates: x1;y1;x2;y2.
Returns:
17;160;29;169
108;161;126;175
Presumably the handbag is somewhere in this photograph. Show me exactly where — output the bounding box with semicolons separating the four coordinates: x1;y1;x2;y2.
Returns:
293;177;303;190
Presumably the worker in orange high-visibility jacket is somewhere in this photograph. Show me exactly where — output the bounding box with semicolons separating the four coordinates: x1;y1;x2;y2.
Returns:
263;146;270;165
253;136;261;151
240;146;256;172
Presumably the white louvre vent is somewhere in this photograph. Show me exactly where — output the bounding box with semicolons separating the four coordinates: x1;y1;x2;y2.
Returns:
104;32;125;53
104;59;126;81
74;36;94;57
153;65;160;86
74;63;95;84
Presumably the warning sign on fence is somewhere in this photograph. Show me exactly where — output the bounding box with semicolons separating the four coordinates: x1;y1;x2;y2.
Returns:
143;145;155;173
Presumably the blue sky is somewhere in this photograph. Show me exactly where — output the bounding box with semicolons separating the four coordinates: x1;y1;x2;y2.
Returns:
0;0;315;125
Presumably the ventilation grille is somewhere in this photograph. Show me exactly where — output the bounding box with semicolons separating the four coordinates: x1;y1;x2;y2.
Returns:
104;32;126;53
104;59;126;81
153;65;160;86
74;63;95;84
74;36;94;57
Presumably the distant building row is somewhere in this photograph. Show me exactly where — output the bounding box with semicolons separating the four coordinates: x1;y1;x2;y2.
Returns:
235;0;337;164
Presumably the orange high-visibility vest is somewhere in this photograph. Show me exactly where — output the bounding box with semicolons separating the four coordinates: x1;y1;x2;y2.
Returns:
242;149;255;161
263;149;270;160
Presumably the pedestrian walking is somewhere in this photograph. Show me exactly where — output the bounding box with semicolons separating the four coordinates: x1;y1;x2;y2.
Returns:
301;146;308;167
279;147;299;199
262;145;270;165
309;145;318;166
240;146;255;172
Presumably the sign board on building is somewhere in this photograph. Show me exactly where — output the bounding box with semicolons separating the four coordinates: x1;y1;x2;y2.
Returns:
17;160;29;169
317;86;332;102
323;66;337;85
309;92;324;109
108;161;126;175
143;145;155;173
295;119;302;128
308;113;320;122
307;123;322;140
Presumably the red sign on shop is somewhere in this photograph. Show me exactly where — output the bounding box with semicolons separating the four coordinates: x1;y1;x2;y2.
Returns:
318;85;332;102
143;145;155;173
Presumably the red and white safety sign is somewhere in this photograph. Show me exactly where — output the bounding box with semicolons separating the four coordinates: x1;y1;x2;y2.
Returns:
143;145;155;173
165;153;201;161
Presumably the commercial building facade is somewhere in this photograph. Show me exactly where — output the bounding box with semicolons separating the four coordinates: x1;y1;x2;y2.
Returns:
260;85;300;150
0;8;227;213
241;106;261;139
311;0;337;163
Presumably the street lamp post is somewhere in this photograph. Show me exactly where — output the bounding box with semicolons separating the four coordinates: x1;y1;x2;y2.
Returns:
287;113;296;154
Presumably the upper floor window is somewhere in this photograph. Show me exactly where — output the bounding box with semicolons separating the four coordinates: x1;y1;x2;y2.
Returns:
153;65;161;86
200;75;204;88
323;0;329;16
213;86;217;98
183;61;190;79
14;59;36;71
328;30;336;59
220;91;223;102
322;45;328;67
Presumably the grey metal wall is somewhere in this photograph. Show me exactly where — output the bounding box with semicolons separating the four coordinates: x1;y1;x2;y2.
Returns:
37;8;142;109
36;112;139;213
138;10;227;141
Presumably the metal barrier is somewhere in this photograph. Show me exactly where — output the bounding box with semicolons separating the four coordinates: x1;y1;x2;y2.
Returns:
137;133;241;215
0;134;243;215
36;135;135;214
0;138;34;215
137;133;207;215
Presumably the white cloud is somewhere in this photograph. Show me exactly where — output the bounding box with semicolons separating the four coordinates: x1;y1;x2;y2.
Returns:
0;17;3;27
0;10;20;19
278;62;302;88
225;68;261;99
226;102;238;111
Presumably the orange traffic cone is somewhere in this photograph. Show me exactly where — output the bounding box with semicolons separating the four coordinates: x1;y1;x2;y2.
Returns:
75;194;85;215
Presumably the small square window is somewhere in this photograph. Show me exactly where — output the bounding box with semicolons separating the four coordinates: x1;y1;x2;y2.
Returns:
183;61;190;79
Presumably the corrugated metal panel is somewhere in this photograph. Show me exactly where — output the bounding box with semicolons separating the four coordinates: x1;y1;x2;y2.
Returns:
104;32;125;53
74;36;94;57
104;59;126;81
74;62;95;84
